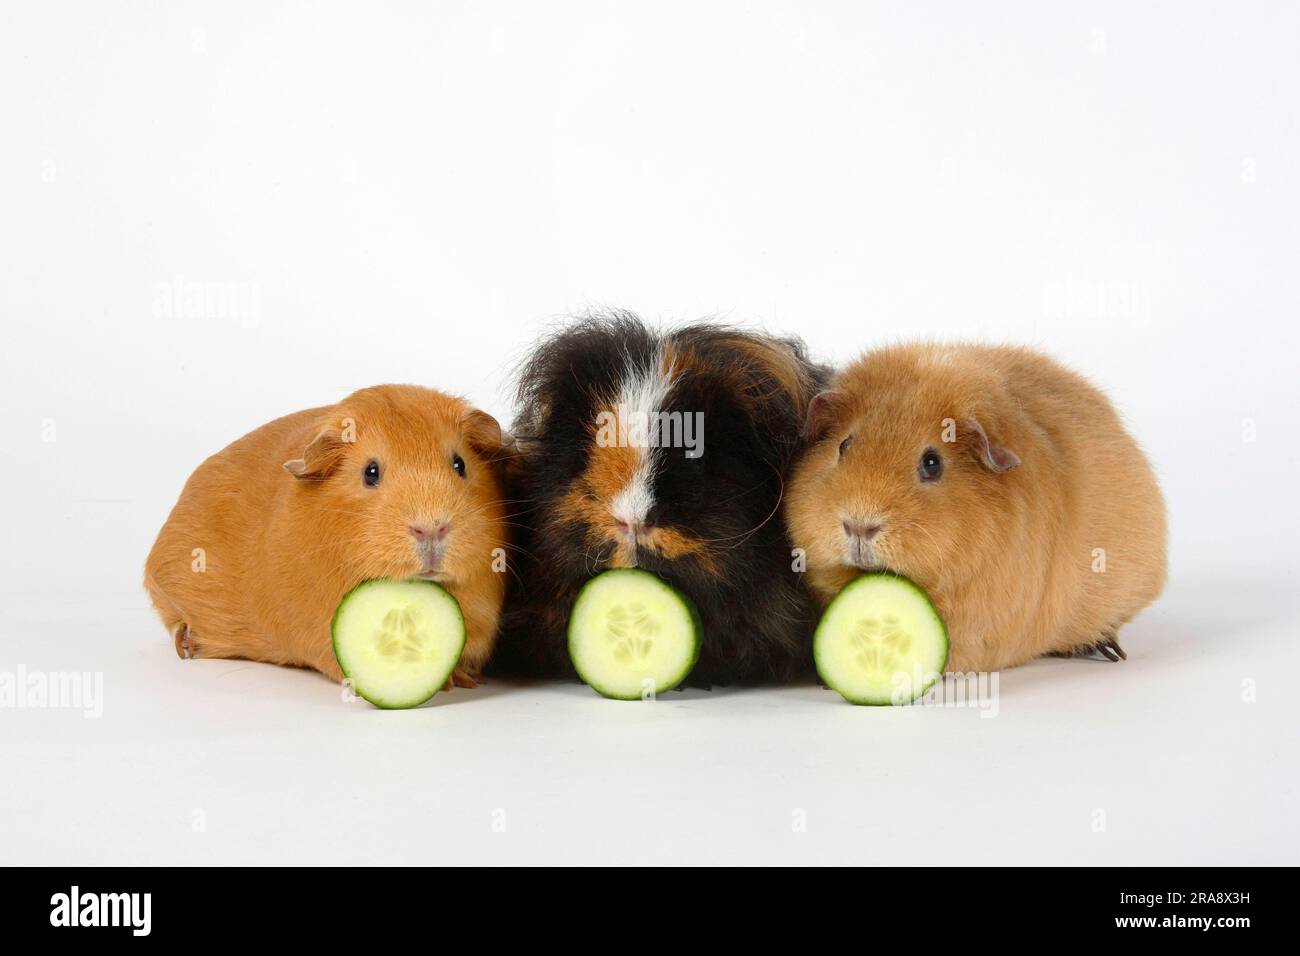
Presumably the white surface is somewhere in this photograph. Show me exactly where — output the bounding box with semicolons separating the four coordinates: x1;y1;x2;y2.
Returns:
2;1;1298;865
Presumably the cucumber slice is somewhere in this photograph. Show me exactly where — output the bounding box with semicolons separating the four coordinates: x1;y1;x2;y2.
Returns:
567;568;701;699
331;579;465;709
814;573;949;705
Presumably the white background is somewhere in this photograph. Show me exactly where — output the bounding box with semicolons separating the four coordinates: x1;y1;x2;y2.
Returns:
2;1;1297;865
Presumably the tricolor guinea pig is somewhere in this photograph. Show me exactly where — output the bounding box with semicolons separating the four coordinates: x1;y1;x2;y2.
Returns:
144;385;513;686
786;343;1167;672
496;313;828;685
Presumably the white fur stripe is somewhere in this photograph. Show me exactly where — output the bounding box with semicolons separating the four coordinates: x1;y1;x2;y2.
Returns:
609;346;674;525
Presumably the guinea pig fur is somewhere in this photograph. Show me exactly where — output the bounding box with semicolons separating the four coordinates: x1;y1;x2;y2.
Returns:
144;385;513;686
786;343;1167;672
494;312;829;685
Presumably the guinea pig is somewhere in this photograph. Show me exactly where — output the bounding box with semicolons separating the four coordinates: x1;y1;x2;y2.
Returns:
144;385;512;686
785;343;1167;672
494;312;829;685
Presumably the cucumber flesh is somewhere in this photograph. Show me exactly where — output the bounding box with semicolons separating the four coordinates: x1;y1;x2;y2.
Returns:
568;568;700;699
331;579;465;709
814;573;949;705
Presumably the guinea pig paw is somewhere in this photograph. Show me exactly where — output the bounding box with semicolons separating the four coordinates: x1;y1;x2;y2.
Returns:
172;623;195;660
1055;635;1127;662
442;667;480;691
1048;632;1128;662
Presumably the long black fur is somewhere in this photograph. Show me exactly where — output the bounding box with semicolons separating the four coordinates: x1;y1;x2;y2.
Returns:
492;311;829;685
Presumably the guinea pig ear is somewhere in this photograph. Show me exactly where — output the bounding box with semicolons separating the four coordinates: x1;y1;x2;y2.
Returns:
963;417;1020;473
460;408;512;463
802;390;848;442
283;426;347;480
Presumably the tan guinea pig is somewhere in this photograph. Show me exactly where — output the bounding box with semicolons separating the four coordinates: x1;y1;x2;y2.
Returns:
144;385;512;687
786;343;1167;673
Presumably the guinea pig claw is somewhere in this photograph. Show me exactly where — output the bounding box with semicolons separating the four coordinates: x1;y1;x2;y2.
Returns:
1095;636;1126;662
1050;635;1127;662
173;623;194;660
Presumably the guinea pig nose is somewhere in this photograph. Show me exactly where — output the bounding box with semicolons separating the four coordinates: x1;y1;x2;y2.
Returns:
615;516;650;537
409;521;450;542
843;520;882;540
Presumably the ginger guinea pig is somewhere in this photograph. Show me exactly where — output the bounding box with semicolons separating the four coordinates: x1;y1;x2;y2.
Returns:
786;343;1167;672
495;312;828;685
144;385;512;686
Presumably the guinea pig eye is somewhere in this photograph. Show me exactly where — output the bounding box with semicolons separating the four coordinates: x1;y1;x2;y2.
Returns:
838;434;855;457
362;460;381;487
451;453;466;479
918;448;943;482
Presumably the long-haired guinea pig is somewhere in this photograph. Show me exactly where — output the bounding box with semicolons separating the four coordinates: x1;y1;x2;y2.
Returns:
786;343;1167;672
144;385;512;686
493;312;828;685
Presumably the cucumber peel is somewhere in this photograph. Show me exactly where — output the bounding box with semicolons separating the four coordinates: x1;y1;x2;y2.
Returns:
814;573;949;705
331;579;465;709
567;568;701;700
